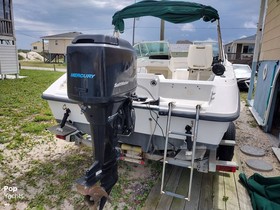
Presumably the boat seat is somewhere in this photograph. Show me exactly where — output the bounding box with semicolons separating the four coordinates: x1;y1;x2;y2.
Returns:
187;44;213;81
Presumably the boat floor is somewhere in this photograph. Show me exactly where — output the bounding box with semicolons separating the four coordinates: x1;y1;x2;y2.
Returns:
141;159;252;210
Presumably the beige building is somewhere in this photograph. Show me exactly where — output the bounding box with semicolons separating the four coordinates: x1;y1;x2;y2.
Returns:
224;35;256;66
259;0;280;60
31;41;48;52
248;0;280;134
41;32;82;63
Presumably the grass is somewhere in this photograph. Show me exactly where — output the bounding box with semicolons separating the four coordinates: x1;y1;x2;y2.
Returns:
20;61;66;69
22;148;92;209
0;69;93;209
0;69;160;209
240;91;248;103
109;161;162;209
0;70;64;147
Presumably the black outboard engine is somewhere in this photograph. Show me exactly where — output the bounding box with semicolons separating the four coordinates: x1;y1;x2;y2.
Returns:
67;34;137;209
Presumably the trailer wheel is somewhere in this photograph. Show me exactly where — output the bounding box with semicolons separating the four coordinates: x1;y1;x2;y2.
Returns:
217;122;236;161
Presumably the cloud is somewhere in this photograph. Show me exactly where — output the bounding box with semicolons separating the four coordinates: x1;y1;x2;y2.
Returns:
53;0;132;10
243;15;258;29
14;17;58;32
244;21;257;29
180;23;195;32
12;0;261;49
193;38;217;43
239;35;248;39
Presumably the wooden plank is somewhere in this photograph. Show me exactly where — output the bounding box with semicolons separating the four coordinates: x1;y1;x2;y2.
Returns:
233;151;253;210
142;165;173;210
223;172;239;210
170;168;190;210
198;172;214;210
233;172;253;210
156;166;183;210
142;178;162;210
272;147;280;163
183;171;203;210
213;172;226;210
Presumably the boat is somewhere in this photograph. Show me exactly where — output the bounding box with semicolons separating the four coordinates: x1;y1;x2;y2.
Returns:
42;1;240;209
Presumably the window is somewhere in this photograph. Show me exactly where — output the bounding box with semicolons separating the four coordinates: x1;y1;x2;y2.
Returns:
0;0;4;18
55;40;58;45
242;44;254;54
4;0;11;20
33;46;37;50
0;0;11;20
227;46;231;52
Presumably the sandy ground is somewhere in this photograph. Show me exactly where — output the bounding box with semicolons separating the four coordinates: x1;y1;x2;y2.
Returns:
0;135;78;210
235;102;280;177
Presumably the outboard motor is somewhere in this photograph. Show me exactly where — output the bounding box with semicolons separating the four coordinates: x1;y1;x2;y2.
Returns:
67;34;137;209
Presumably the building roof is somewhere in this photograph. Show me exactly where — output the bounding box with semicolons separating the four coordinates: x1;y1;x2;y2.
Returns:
31;41;42;45
41;32;82;40
235;34;256;42
225;35;256;46
176;39;193;44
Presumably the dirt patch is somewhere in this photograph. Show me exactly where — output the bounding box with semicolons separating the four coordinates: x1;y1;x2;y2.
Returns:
235;102;280;177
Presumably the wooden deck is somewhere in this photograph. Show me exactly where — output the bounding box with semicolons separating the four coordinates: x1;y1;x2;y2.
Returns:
142;166;253;210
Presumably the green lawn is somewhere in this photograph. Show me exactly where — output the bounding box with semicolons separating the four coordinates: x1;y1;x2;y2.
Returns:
0;70;94;209
0;70;160;209
0;70;64;144
20;61;66;68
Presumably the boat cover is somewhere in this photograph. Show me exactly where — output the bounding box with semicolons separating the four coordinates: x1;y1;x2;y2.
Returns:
112;0;219;33
239;173;280;210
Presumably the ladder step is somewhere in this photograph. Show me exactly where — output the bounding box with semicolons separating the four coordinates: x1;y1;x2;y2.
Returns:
166;158;192;168
163;191;187;200
169;131;193;137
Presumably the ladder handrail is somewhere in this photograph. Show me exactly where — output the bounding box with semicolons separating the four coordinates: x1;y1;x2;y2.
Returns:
160;102;201;201
160;102;174;193
187;104;200;200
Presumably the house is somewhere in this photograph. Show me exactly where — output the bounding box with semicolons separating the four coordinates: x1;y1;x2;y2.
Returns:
224;35;256;66
0;0;19;79
41;32;82;63
248;0;280;137
31;41;48;53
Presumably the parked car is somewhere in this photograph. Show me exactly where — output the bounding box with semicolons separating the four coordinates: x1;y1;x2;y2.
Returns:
233;64;252;90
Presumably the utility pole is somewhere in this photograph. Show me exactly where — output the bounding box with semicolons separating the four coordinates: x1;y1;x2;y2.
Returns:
160;0;166;40
160;19;165;40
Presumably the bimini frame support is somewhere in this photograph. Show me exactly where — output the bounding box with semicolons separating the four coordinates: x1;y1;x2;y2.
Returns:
217;19;225;62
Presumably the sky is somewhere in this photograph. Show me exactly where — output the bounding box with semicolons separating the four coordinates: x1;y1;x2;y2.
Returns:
13;0;261;50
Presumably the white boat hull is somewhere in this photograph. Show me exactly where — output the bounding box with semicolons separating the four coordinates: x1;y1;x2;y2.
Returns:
43;66;239;149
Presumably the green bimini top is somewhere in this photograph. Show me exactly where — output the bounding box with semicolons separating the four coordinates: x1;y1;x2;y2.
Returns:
112;0;219;33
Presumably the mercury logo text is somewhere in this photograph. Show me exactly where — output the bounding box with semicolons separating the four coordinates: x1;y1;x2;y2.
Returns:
70;73;95;79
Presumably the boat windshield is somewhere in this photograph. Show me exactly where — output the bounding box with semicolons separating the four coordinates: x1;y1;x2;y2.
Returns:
134;41;220;61
133;42;170;58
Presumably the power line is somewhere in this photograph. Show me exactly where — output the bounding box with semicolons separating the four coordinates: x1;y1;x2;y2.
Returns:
15;31;39;39
15;26;256;35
